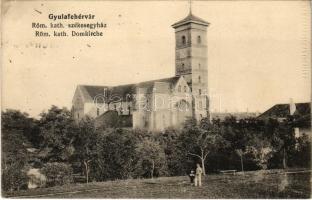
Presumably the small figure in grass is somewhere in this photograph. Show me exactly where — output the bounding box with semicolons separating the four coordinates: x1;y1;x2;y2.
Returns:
189;170;195;185
194;163;203;187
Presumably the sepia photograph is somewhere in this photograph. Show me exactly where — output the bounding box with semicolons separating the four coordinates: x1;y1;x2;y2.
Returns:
1;0;311;198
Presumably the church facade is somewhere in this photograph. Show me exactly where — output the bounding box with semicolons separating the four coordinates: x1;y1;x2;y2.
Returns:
72;12;210;131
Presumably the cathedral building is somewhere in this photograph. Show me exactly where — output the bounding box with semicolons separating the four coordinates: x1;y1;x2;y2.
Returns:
72;11;210;131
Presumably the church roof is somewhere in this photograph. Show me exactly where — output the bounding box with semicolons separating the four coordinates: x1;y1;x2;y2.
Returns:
77;76;180;102
172;13;209;28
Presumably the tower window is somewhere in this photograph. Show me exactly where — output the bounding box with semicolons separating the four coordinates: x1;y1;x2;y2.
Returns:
198;63;201;69
97;108;100;116
178;85;181;92
198;76;201;83
197;35;201;44
184;86;187;92
199;89;202;95
77;113;79;119
182;35;186;45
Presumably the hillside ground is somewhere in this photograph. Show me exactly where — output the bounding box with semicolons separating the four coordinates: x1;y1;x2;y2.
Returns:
4;169;311;198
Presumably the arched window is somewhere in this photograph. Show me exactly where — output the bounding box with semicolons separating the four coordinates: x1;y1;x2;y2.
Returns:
178;85;181;92
182;35;186;45
199;89;202;95
197;35;201;44
184;86;187;92
198;76;201;83
97;108;100;116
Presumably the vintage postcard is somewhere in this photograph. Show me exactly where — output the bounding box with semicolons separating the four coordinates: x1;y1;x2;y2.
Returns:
1;0;311;198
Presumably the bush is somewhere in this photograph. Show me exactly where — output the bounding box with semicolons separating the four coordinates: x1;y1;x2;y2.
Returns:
2;163;28;191
42;162;73;187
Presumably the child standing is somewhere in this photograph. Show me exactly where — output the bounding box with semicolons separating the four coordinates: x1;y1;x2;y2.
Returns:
189;170;195;185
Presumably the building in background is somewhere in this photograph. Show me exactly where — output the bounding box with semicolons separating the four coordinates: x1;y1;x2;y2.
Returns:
257;102;311;138
72;12;210;131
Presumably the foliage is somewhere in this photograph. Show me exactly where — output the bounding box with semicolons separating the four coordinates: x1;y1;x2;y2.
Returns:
92;128;137;181
156;128;185;176
178;118;224;175
42;162;73;187
269;118;297;169
1;110;32;191
38;106;78;162
72;117;99;183
134;137;168;178
2;109;40;146
290;134;311;168
2;163;28;192
1;106;311;192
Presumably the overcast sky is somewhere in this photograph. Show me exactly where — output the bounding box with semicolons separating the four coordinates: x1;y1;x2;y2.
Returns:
2;0;311;117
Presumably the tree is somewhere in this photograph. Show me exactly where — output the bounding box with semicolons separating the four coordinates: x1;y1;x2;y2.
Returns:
156;128;184;176
178;118;223;175
2;130;29;191
235;149;244;172
38;105;78;162
245;133;273;170
73;117;98;183
271;118;296;169
2;109;40;147
1;110;34;191
94;128;137;181
293;134;311;167
134;138;168;178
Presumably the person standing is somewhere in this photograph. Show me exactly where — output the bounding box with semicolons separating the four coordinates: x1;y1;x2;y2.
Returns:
194;163;203;187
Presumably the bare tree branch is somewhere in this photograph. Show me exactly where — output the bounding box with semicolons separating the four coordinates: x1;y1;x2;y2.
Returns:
188;152;202;159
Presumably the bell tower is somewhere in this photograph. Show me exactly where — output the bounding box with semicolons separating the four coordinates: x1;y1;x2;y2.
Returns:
172;10;210;121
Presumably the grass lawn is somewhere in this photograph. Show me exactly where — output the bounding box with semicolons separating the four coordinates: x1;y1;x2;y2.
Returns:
4;169;311;198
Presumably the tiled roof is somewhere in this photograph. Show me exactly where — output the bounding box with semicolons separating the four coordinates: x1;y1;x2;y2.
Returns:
172;13;209;28
257;102;311;120
78;76;180;102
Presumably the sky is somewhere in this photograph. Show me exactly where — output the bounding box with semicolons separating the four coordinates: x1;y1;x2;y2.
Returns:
2;0;311;117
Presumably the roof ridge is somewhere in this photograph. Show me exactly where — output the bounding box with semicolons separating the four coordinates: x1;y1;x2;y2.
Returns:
78;76;178;89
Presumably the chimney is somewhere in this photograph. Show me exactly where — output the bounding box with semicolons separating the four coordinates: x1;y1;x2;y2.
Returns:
289;98;296;115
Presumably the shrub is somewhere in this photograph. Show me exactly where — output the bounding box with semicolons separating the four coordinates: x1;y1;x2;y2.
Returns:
2;163;28;191
42;162;73;187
